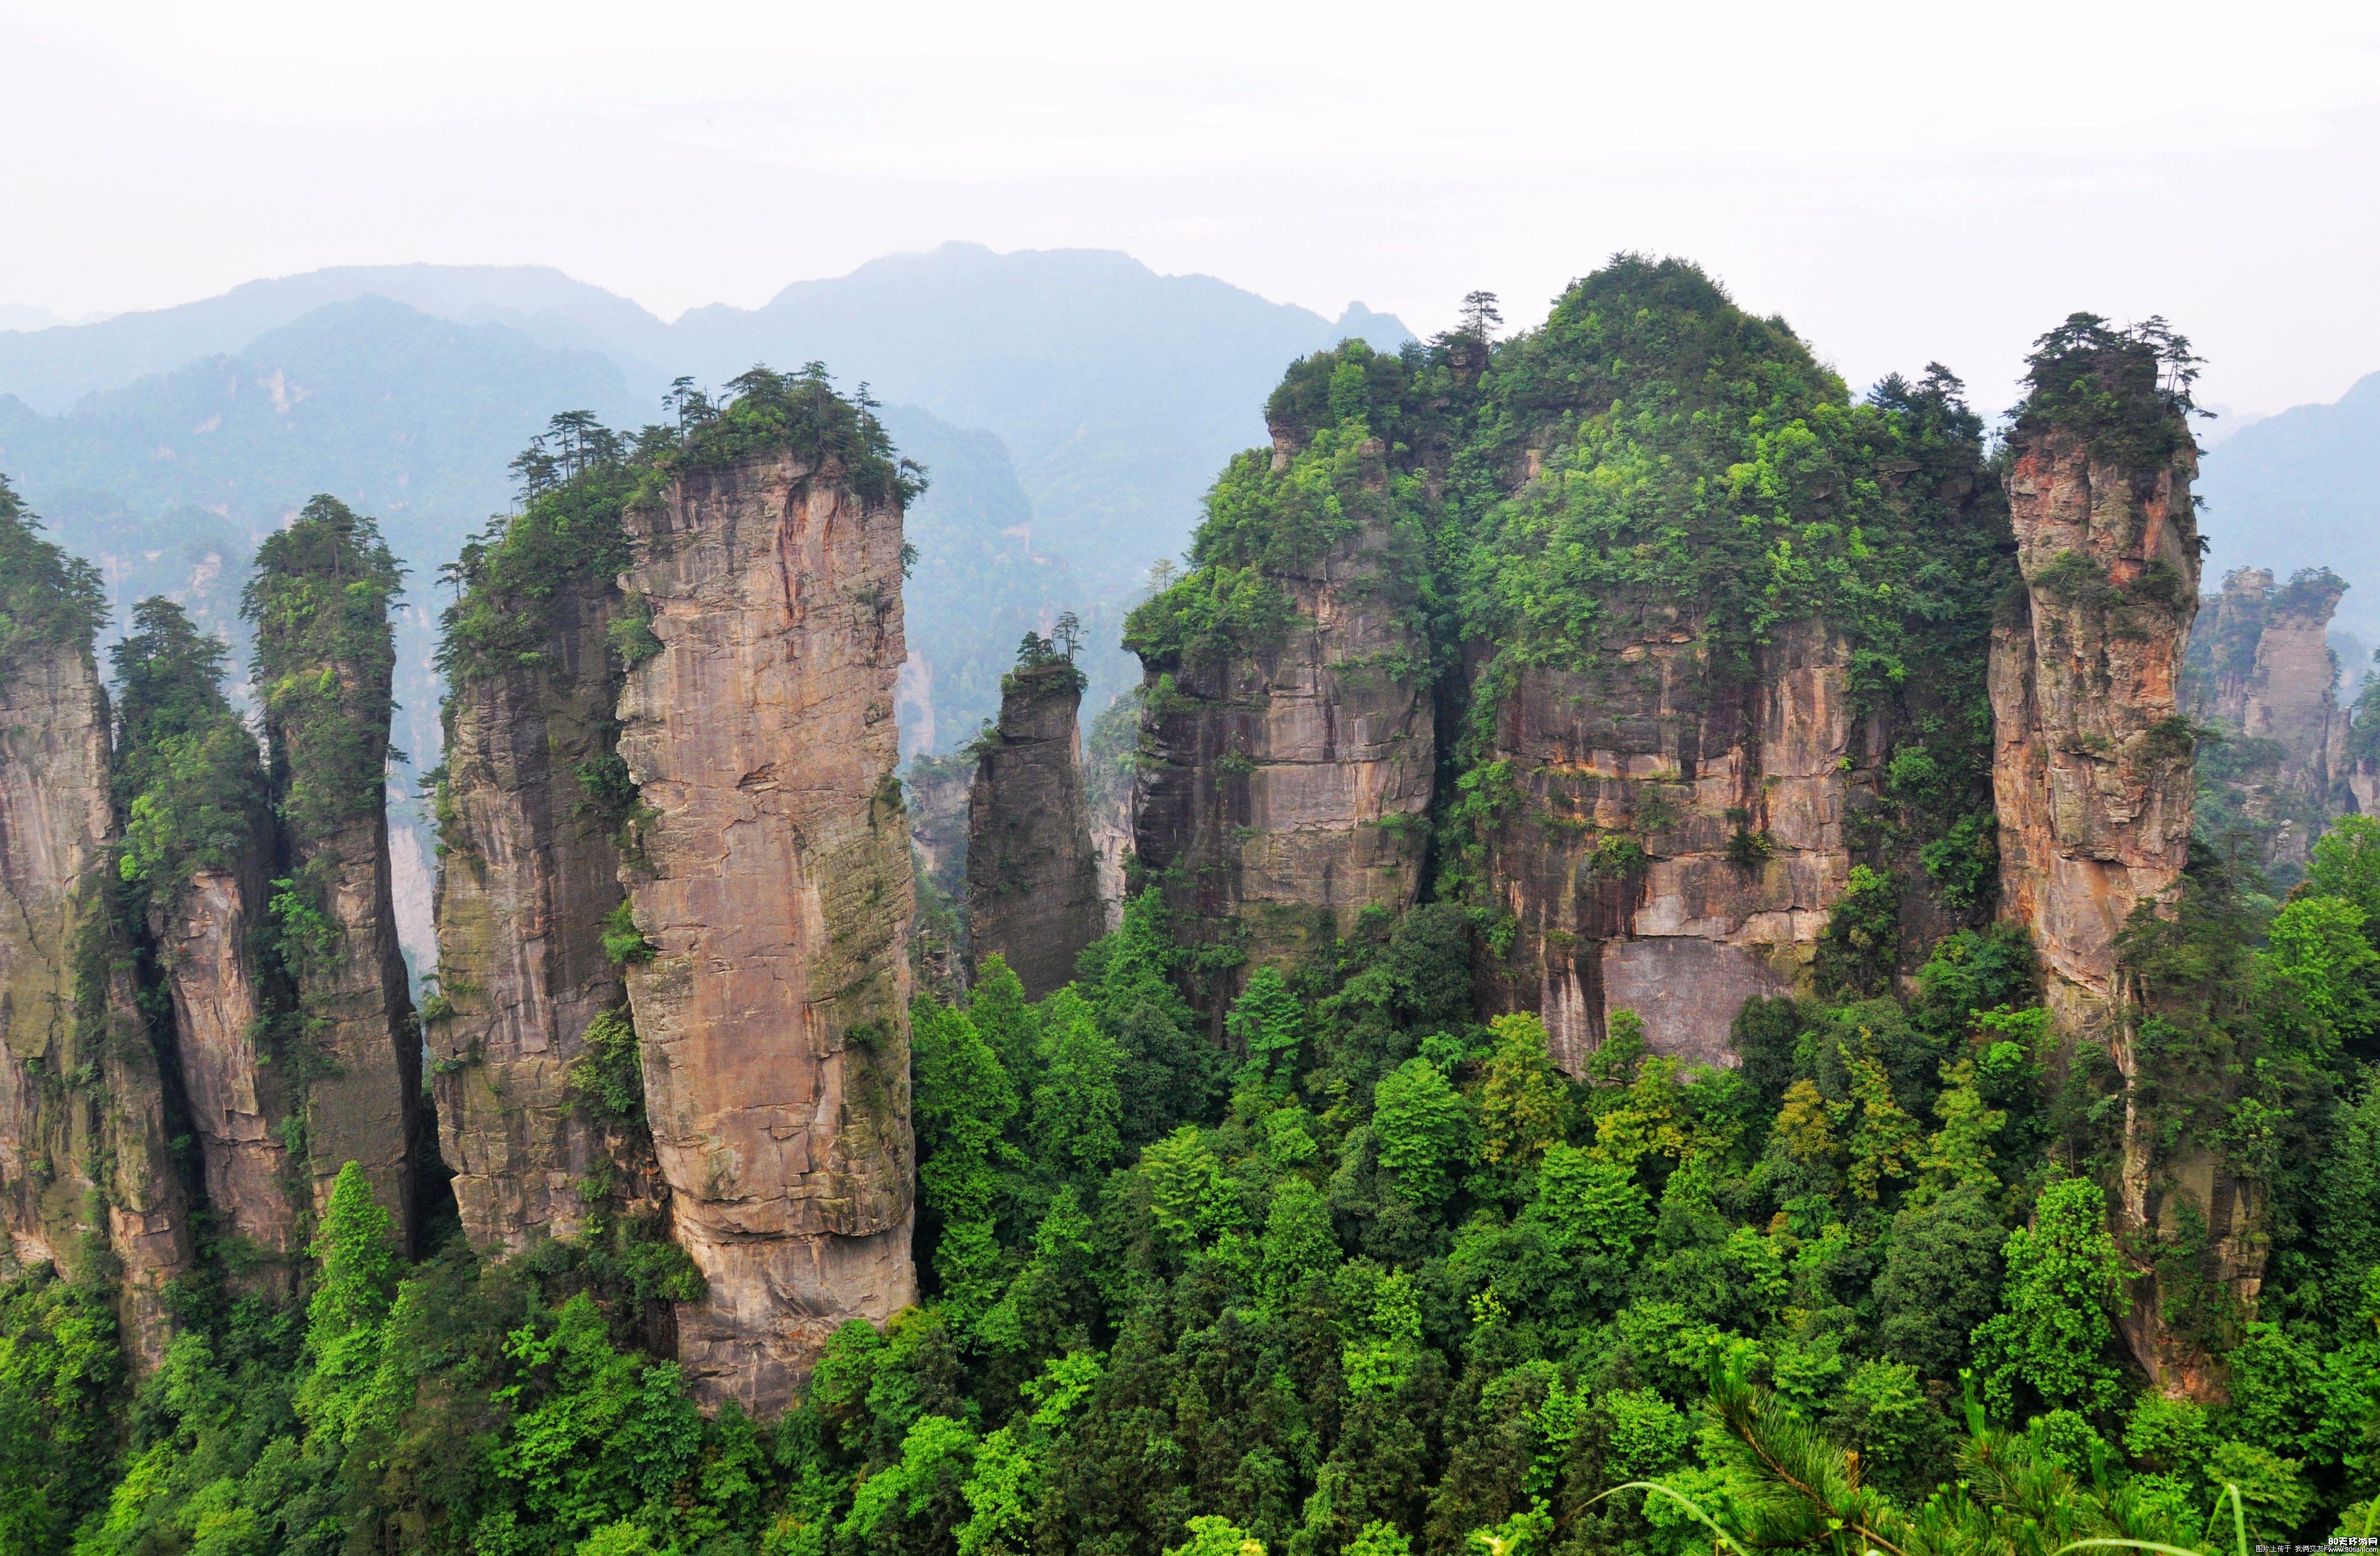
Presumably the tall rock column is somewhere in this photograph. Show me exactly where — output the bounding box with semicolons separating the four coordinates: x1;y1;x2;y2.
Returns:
1990;399;2200;1023
1129;434;1435;1008
432;562;641;1253
0;482;193;1364
616;435;918;1412
966;649;1103;998
111;597;301;1277
1987;319;2242;1398
245;496;424;1252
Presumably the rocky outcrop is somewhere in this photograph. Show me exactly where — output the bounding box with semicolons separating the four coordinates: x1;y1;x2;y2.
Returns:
2184;567;2349;871
0;620;193;1364
616;446;917;1412
1987;380;2253;1399
151;850;298;1269
967;657;1102;997
431;574;640;1254
1480;621;1870;1075
1132;511;1434;1000
1990;426;2201;1023
248;499;424;1251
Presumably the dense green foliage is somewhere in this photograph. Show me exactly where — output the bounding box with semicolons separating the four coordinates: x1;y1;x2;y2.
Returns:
23;826;2376;1556
246;495;407;842
110;597;272;902
0;471;106;663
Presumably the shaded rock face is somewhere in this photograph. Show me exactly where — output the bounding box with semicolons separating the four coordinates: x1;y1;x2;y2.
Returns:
432;578;638;1255
1990;426;2201;1020
1133;518;1434;1000
966;660;1102;998
616;450;918;1413
1481;620;1871;1074
2185;567;2349;871
151;846;299;1270
276;731;423;1253
0;637;193;1363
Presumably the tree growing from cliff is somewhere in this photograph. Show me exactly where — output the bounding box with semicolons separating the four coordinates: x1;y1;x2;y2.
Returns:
109;596;270;901
245;495;404;843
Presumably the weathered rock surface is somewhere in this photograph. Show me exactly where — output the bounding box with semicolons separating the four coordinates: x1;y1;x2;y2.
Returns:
1988;413;2253;1399
432;577;638;1254
1990;426;2201;1020
1481;620;1868;1073
1133;513;1434;999
151;849;300;1269
967;659;1103;997
616;449;918;1412
270;726;423;1252
0;633;193;1363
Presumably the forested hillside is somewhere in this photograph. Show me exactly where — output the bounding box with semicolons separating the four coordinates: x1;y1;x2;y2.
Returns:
2;260;2376;1556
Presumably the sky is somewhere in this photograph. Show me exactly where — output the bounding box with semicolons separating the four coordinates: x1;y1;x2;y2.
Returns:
4;0;2379;417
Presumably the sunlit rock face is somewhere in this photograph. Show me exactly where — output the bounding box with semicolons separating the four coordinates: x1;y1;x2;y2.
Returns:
615;449;917;1413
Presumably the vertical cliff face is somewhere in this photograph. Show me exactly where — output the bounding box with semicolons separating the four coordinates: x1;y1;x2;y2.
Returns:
1985;321;2256;1399
1129;410;1435;1001
111;597;302;1279
1990;425;2201;1020
966;655;1103;997
245;498;423;1250
1443;276;2011;1075
2184;566;2348;872
616;440;918;1412
152;856;296;1264
0;499;194;1365
1481;622;1873;1073
432;572;638;1253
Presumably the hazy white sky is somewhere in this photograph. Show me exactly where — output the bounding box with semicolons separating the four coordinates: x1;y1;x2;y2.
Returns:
4;0;2378;416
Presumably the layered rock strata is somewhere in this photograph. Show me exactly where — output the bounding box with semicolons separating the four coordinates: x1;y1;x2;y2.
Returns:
1481;621;1872;1075
432;575;640;1253
0;622;193;1363
966;657;1103;997
1132;512;1434;999
616;447;918;1412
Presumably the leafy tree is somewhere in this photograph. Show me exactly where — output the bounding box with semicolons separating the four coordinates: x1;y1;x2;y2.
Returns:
1372;1057;1470;1207
1477;1013;1565;1170
912;997;1020;1317
1970;1177;2127;1415
1031;987;1122;1177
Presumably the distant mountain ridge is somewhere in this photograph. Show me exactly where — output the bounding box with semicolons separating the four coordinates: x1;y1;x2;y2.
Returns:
2198;371;2380;644
0;243;1416;823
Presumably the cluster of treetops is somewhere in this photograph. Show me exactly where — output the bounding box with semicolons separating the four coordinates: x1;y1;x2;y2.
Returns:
2;264;2376;1556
